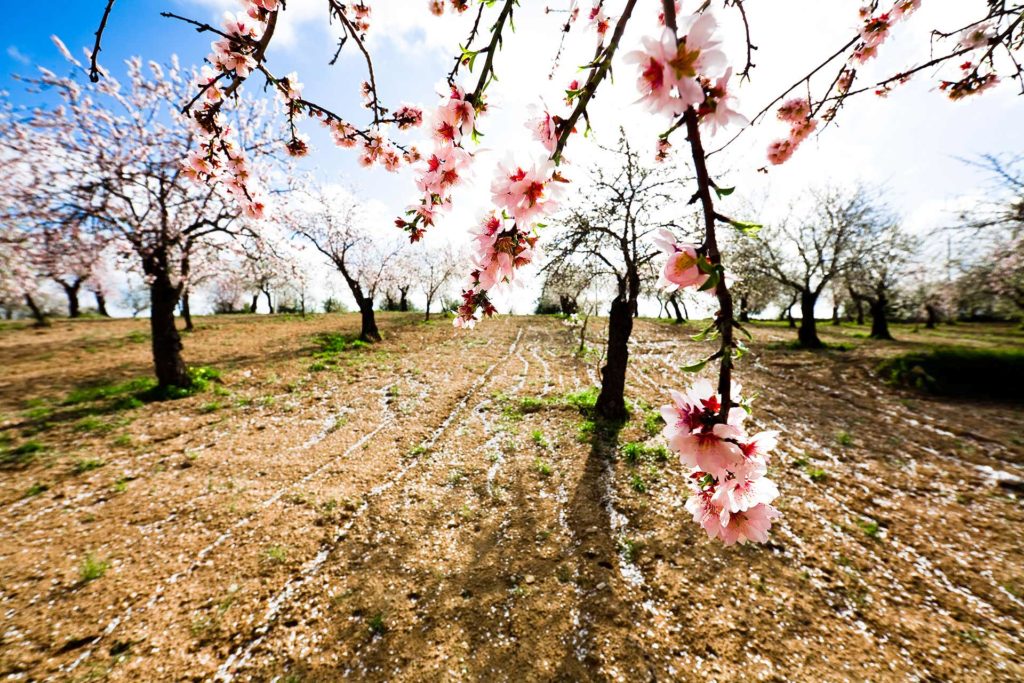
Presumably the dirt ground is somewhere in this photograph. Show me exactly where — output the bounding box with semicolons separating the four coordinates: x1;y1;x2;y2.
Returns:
0;312;1021;682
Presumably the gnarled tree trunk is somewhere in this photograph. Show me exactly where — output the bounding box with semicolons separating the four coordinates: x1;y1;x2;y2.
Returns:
358;296;381;342
249;293;259;314
149;271;189;388
181;290;194;332
399;286;410;312
669;292;685;324
797;289;823;349
58;278;82;318
93;289;110;317
868;293;893;340
24;294;49;327
596;292;633;421
925;304;938;329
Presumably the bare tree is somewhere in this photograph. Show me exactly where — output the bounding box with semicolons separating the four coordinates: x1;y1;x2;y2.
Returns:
846;225;916;340
418;245;460;321
739;186;879;348
546;134;689;420
289;184;400;342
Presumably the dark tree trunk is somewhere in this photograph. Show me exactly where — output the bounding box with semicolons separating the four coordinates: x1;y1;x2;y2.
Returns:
60;279;82;318
181;290;194;332
869;295;893;340
263;289;273;314
832;304;840;326
424;298;431;321
558;295;578;316
797;290;823;348
596;293;632;421
925;304;938;329
739;294;750;323
669;294;685;324
787;305;796;328
149;272;189;388
94;290;110;317
854;298;865;325
399;286;410;312
358;297;381;342
249;294;259;313
24;294;49;327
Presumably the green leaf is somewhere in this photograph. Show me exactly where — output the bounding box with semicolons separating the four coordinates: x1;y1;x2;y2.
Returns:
714;186;735;198
680;358;709;373
690;322;716;342
728;218;763;237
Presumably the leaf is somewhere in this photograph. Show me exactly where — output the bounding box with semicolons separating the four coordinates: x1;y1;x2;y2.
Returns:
680;357;709;373
690;322;716;342
714;186;735;198
727;218;762;237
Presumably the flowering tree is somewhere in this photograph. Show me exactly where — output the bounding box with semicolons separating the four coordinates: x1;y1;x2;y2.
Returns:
846;224;917;340
91;0;1024;544
546;134;685;419
736;187;885;348
417;244;461;321
5;45;277;387
287;183;402;341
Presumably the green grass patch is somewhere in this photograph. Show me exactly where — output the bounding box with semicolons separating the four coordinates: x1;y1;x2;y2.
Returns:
24;482;49;498
78;554;109;583
72;458;105;475
534;457;553;477
530;429;549;448
1;439;45;468
308;332;370;371
641;410;664;437
878;347;1024;401
621;441;669;464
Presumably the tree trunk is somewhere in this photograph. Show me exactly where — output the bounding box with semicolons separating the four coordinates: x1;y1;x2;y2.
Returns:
669;294;685;324
869;295;893;340
596;293;632;421
797;290;823;348
94;290;110;317
181;290;194;332
854;298;865;325
399;286;410;312
739;294;750;323
24;294;49;327
424;297;432;321
249;294;259;314
925;304;938;329
358;297;381;342
831;304;840;326
60;280;82;318
150;272;189;388
263;289;273;314
787;305;796;328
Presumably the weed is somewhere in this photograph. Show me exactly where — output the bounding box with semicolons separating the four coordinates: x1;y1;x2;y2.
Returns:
73;459;105;475
112;434;133;448
621;442;669;464
113;477;129;494
24;482;48;498
806;466;827;483
530;429;549;448
618;537;642;564
642;410;664;437
79;554;109;583
199;401;222;414
265;546;287;564
367;612;387;635
629;473;648;493
448;469;465;486
836;431;854;447
858;518;881;538
577;419;595;442
2;439;45;467
534;458;553;477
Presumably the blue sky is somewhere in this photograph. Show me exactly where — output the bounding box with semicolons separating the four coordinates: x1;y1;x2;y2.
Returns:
3;1;1023;315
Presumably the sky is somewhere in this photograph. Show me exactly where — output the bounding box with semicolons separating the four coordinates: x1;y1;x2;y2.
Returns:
2;0;1022;317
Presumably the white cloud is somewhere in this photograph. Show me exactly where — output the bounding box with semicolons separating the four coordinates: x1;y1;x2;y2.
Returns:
6;45;30;65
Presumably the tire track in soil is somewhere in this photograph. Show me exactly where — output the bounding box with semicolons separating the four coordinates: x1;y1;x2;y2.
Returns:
630;328;1023;677
213;327;525;681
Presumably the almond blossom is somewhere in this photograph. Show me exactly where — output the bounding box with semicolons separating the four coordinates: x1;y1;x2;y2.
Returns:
654;228;708;290
490;158;566;226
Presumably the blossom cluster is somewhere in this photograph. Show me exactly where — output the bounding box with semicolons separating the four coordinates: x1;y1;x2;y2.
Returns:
395;84;477;241
852;0;921;64
662;380;781;545
625;12;745;139
766;97;817;166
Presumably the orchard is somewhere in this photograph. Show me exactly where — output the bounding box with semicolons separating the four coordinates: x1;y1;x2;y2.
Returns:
0;1;1022;680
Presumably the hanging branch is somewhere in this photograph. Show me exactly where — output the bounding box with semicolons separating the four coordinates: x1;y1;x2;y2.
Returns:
89;0;117;83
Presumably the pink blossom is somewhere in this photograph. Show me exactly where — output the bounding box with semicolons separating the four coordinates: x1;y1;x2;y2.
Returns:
490;158;565;226
653;228;707;291
698;67;747;135
890;0;921;21
958;24;992;51
717;504;781;545
711;475;779;516
394;104;424;130
527;109;559;154
776;98;811;123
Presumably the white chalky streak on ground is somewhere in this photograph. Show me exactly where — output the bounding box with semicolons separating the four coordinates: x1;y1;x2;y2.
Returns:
215;329;523;681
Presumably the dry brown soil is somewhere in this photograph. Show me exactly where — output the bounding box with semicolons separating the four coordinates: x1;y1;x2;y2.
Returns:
0;313;1021;682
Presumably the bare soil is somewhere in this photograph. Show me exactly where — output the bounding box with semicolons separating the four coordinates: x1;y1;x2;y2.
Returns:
1;313;1021;682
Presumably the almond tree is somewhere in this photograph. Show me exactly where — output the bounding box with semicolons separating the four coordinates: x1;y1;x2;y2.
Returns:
418;244;460;321
5;47;276;387
288;183;400;342
846;225;917;340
